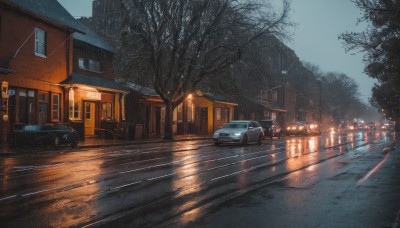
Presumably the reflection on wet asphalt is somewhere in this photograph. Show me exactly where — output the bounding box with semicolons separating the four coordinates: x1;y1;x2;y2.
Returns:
0;130;394;227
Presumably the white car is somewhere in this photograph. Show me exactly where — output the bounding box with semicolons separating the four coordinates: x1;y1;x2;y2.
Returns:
213;120;264;146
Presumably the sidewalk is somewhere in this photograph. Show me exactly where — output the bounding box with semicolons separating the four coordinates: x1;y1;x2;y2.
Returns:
0;134;212;156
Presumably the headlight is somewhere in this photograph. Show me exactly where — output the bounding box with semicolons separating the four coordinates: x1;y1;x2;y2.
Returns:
234;133;241;136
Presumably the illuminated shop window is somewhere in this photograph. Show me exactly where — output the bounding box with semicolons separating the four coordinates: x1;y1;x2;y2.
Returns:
215;108;221;121
101;103;113;120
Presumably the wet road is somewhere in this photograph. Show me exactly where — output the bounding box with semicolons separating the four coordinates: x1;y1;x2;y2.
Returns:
0;130;397;227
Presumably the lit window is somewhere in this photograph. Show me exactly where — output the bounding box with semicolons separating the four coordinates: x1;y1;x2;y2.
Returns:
74;102;82;120
52;94;60;121
101;103;113;120
215;108;221;121
35;28;46;56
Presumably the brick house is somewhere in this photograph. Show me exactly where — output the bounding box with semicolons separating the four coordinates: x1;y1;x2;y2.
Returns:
61;21;129;139
0;0;85;143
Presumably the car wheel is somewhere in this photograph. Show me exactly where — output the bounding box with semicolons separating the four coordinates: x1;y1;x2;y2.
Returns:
53;136;60;149
71;140;78;149
242;135;248;145
258;134;263;144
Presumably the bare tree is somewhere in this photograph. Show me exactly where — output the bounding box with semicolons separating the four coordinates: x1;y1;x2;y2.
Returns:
115;0;292;139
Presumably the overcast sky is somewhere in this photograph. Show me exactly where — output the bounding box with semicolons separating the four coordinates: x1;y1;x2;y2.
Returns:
58;0;376;104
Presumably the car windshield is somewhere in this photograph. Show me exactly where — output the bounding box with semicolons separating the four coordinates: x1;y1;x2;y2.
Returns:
223;122;248;129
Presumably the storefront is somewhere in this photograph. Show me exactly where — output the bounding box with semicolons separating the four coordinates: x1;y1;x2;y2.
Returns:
62;73;128;139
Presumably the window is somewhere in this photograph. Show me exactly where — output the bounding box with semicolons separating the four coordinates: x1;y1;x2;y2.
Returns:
79;58;101;72
78;57;85;69
38;92;48;124
177;104;183;122
101;103;113;120
74;102;82;120
52;94;60;121
35;28;46;56
222;108;229;122
88;59;100;72
215;108;221;121
85;102;91;119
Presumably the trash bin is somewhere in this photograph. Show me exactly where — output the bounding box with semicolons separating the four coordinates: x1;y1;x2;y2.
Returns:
135;124;143;140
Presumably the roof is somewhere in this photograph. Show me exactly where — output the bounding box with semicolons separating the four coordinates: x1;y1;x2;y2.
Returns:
73;21;116;53
5;0;85;33
201;92;238;106
126;83;160;97
61;72;129;92
251;99;286;112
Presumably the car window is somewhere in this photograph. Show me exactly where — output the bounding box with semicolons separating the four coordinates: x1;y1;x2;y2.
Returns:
224;122;248;129
23;125;41;131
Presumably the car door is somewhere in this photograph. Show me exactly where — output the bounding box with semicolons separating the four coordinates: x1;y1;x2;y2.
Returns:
249;122;258;141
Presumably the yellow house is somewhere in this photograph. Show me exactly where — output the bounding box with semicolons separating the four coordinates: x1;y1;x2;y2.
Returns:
173;91;238;135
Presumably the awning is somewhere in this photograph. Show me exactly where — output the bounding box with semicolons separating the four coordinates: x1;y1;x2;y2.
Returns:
61;72;129;93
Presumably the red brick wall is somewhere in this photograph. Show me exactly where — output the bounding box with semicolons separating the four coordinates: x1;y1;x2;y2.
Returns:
0;6;70;93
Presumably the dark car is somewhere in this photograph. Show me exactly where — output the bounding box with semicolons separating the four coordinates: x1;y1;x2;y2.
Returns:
258;119;281;139
10;124;79;148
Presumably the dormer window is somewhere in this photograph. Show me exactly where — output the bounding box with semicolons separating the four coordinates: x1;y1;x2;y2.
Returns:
35;28;46;57
78;57;101;72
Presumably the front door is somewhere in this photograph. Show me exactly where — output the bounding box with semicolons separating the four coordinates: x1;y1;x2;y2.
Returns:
200;107;208;134
84;102;95;136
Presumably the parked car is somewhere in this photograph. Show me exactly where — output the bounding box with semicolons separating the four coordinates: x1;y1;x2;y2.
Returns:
10;124;79;148
213;120;264;146
257;119;281;139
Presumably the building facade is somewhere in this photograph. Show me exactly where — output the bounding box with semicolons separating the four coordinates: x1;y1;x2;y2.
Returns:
62;22;128;139
0;0;84;143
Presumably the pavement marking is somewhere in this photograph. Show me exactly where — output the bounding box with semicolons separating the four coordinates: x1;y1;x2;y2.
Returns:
0;195;17;201
110;181;142;190
147;172;176;181
356;153;389;186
